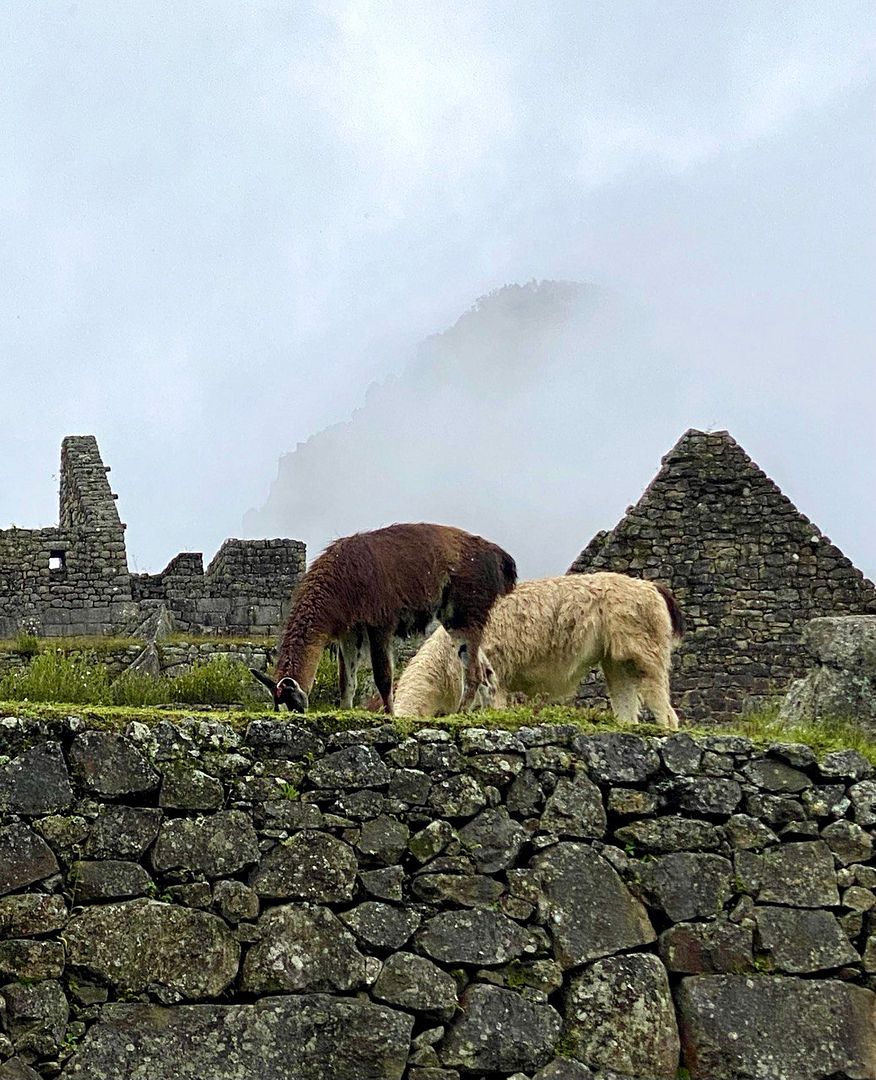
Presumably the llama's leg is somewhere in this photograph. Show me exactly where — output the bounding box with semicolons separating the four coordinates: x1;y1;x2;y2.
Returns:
338;631;361;710
456;630;487;711
367;625;395;715
638;669;680;731
602;659;641;725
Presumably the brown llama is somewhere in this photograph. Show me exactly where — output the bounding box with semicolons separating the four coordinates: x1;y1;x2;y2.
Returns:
250;522;517;714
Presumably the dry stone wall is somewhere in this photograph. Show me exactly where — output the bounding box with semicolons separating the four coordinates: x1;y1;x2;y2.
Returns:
570;430;876;723
1;715;875;1080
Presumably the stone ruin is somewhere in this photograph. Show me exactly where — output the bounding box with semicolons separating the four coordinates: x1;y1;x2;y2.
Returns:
0;436;305;639
570;429;876;722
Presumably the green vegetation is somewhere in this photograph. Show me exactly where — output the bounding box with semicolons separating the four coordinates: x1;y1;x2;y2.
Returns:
0;646;873;763
0;651;265;709
0;632;276;655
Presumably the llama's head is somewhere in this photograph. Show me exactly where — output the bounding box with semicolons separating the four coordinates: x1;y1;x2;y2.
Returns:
457;644;499;710
250;668;309;713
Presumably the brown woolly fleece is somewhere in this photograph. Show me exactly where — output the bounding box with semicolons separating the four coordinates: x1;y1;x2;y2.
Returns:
270;522;516;712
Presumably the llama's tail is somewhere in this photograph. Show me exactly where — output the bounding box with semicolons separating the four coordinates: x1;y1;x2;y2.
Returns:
655;583;685;642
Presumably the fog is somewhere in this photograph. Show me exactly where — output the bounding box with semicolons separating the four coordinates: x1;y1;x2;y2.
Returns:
1;2;874;581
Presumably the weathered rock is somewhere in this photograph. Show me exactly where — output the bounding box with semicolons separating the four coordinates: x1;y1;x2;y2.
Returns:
428;774;487;817
440;985;561;1073
802;783;850;819
212;879;259;923
507;768;545;814
0;938;65;979
606;787;658;816
1;980;68;1057
805;614;876;668
725;814;778;851
532;843;655;968
0;893;67;938
409;819;455;863
768;742;817;768
533;1061;596;1080
672;777;742;816
70;859;152;901
357;814;410;864
244;719;325;760
65;898;239;997
822;818;874;864
159;761;224;810
387;767;431;804
68;731;159;796
677;975;876;1080
60;996;413;1080
819;749;874;781
151;809;259;878
741;759;812;793
339;901;421;950
614;815;721;854
240;903;366;993
0;1060;42;1080
641;852;733;921
659;732;704;775
0;743;73;813
540;773;606;838
458;807;526;870
308;745;390;788
417;908;532;966
755;907;859;972
563;954;680;1078
850;779;876;826
359;865;405;901
250;830;357;901
735;841;839;907
659;920;754;974
372;952;458;1017
412;873;504;908
0;821;59;895
83;805;163;859
573;732;661;783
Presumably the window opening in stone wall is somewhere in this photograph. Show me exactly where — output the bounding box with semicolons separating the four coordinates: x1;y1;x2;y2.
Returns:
48;550;66;571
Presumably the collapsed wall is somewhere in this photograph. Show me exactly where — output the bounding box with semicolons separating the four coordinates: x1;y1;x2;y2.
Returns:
1;715;875;1080
0;437;305;639
570;429;876;723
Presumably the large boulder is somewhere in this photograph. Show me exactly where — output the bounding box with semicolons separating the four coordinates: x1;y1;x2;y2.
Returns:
241;904;366;993
677;975;876;1080
532;843;655;968
562;954;680;1078
780;616;876;731
61;997;414;1080
439;985;561;1073
64;898;239;998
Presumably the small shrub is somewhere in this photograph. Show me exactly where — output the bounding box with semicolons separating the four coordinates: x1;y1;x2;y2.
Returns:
166;656;263;706
0;650;111;704
110;670;169;707
14;630;41;657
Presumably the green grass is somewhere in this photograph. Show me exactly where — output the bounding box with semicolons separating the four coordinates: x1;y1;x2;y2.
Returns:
0;647;874;763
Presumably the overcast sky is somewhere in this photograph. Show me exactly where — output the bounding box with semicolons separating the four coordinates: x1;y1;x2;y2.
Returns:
1;2;874;581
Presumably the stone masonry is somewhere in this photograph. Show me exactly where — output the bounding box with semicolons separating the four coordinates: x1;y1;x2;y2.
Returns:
570;430;876;723
0;437;305;638
0;715;875;1079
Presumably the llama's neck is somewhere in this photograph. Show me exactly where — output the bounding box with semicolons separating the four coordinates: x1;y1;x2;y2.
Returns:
277;611;331;692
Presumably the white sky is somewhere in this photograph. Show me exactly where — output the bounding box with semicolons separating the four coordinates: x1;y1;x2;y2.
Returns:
1;2;874;580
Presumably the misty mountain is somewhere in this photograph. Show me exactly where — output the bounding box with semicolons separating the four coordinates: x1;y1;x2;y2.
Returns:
243;280;706;577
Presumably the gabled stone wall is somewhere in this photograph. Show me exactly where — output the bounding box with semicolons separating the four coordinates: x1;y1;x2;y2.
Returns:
1;715;875;1080
570;430;876;723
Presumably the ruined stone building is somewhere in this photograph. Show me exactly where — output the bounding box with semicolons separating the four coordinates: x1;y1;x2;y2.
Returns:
0;437;305;638
570;429;876;722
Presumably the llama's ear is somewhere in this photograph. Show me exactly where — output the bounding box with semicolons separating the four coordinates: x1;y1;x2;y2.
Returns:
250;667;277;694
458;643;468;662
